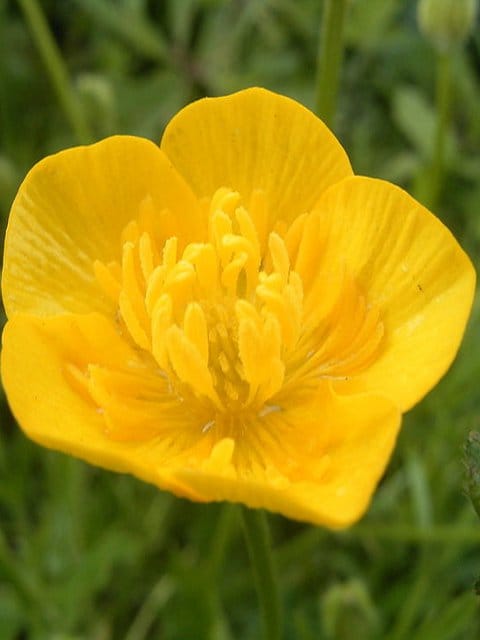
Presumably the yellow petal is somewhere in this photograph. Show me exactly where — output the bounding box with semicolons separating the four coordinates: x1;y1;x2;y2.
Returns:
161;88;353;228
169;387;401;528
1;309;400;527
0;313;204;501
2;136;204;318
312;176;476;410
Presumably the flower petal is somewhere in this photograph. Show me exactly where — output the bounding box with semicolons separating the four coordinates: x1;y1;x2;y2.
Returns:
2;312;400;527
168;387;401;528
0;313;204;501
312;176;476;410
2;136;204;318
161;88;353;227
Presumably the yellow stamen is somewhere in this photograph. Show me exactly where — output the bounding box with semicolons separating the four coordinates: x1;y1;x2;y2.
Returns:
90;187;384;442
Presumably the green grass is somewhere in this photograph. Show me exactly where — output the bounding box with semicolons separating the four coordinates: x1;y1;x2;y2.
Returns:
1;0;480;638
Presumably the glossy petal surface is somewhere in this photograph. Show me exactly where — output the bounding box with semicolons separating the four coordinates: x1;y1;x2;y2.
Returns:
1;313;400;527
2;136;203;318
1;313;203;500
171;387;401;527
161;87;353;227
310;176;476;410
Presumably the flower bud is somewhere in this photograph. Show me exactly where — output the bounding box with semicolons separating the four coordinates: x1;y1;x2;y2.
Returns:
417;0;477;51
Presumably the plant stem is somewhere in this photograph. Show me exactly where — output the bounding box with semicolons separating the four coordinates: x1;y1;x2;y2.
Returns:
314;0;348;128
124;577;175;640
386;549;432;640
208;504;237;578
241;507;282;640
17;0;93;145
428;50;451;209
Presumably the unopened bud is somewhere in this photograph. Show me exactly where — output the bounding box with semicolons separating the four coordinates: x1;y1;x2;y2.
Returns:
417;0;477;51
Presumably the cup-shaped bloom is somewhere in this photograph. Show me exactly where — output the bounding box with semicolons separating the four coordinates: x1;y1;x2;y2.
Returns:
1;89;475;527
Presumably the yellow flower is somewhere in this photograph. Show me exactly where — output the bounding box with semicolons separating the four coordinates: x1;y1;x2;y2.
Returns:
1;88;475;527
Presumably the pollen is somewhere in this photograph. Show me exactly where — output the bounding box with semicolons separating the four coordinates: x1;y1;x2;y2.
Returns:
90;188;384;440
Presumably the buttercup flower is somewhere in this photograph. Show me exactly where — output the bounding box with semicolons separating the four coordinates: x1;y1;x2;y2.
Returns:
1;89;475;527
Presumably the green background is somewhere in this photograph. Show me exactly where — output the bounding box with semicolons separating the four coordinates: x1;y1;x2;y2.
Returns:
1;0;479;638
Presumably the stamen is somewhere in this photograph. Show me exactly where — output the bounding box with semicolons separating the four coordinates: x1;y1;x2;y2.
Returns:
119;291;150;350
268;232;290;284
166;325;221;408
183;302;209;364
139;232;155;280
151;293;173;370
89;186;384;445
163;236;178;272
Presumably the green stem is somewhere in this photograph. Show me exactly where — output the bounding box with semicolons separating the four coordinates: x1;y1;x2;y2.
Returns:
241;507;282;640
386;550;431;640
124;577;175;640
314;0;348;128
428;50;451;209
207;504;237;578
17;0;93;144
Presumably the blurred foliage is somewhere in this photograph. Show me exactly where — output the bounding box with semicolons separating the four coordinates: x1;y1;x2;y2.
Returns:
1;0;480;638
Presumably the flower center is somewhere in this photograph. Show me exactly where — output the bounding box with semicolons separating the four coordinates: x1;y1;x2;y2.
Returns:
94;188;303;418
87;187;384;440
